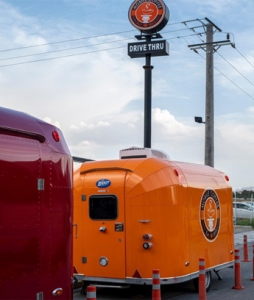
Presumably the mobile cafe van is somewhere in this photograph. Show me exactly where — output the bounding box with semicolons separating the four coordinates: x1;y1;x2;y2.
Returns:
73;147;234;291
0;107;73;300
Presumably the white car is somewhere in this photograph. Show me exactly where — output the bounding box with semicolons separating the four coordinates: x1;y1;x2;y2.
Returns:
233;202;254;219
244;201;254;208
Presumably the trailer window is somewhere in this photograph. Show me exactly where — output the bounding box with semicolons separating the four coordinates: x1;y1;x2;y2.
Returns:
89;195;118;220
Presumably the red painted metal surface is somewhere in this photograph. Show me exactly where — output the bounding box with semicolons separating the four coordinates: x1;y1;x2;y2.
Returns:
0;107;73;300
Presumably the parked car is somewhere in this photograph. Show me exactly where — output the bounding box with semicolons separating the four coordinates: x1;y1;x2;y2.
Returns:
233;202;254;219
245;201;254;208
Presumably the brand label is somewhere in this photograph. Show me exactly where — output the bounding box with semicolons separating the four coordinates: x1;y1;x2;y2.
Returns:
96;179;111;188
128;0;169;34
200;189;221;242
128;40;169;58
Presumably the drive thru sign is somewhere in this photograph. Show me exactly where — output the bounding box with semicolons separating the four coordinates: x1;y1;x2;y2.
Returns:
128;40;169;58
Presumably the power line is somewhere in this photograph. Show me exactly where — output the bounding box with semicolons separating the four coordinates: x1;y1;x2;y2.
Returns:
0;45;126;68
233;46;254;69
0;32;206;68
0;28;202;62
166;32;206;41
0;30;136;53
162;25;204;35
0;37;135;62
183;20;254;101
0;21;185;54
221;31;254;70
182;20;205;43
196;51;254;101
216;51;254;87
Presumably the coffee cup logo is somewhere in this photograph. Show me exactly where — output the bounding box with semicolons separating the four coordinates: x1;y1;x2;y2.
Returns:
200;189;221;242
128;0;170;34
137;3;156;23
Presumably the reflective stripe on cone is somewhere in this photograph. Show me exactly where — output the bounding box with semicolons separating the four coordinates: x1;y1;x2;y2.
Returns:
199;258;206;300
87;286;96;300
232;249;244;290
152;269;161;300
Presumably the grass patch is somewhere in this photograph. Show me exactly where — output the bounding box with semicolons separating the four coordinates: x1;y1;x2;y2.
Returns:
235;218;254;228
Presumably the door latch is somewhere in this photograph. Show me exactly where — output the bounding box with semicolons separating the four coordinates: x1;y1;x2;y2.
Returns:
99;226;106;232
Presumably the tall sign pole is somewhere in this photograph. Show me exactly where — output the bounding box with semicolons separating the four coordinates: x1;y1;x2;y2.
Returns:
128;0;170;148
143;36;153;148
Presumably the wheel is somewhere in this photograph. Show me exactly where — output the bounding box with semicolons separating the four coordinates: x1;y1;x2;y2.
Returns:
72;276;78;288
193;271;212;292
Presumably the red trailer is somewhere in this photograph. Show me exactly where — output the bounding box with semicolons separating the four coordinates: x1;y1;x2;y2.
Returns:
0;107;73;300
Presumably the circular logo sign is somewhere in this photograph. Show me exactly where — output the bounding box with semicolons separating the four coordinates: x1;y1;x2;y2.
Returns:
200;189;221;242
96;179;111;188
128;0;170;34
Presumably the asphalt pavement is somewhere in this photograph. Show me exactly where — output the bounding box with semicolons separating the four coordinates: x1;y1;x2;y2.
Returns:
73;226;254;300
234;226;254;246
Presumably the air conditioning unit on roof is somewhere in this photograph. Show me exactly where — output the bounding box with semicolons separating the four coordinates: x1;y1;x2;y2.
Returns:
119;146;170;160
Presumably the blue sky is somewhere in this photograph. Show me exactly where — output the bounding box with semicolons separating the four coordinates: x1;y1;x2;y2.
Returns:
0;0;254;190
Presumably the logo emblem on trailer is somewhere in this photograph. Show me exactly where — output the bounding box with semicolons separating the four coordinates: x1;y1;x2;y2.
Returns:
96;179;111;188
128;0;170;34
200;189;221;242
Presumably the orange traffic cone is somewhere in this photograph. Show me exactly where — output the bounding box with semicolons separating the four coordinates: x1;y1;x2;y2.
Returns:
86;286;96;300
198;258;206;300
251;245;254;281
152;269;161;300
242;235;250;262
232;249;244;290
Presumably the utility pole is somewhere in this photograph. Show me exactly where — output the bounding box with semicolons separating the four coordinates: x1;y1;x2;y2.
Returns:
205;23;214;167
188;18;231;168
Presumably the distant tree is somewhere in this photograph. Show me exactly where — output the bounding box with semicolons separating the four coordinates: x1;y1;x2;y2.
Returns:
242;190;249;199
232;190;254;199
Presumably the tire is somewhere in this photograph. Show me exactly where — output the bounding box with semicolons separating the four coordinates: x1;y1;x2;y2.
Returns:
72;276;78;288
193;271;212;292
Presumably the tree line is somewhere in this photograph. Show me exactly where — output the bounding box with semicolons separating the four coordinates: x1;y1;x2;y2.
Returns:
233;190;254;199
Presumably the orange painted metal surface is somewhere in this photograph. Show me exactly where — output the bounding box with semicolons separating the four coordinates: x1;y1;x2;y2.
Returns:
73;157;234;285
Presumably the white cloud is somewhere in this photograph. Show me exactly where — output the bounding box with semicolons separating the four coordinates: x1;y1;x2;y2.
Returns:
1;0;254;190
248;107;254;113
214;121;254;189
43;117;61;129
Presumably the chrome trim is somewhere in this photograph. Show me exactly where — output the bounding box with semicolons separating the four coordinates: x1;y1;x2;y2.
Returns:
94;284;130;289
36;292;43;300
99;257;108;266
52;288;63;296
77;261;234;285
37;179;44;191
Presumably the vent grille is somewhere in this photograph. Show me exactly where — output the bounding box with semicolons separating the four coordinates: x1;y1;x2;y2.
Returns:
120;147;169;160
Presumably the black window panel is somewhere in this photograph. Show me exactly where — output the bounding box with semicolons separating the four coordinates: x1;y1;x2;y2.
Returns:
89;195;118;220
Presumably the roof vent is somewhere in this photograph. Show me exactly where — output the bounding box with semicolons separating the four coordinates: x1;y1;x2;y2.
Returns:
119;146;170;160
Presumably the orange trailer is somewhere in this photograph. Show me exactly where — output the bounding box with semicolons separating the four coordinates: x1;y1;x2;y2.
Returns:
73;147;234;290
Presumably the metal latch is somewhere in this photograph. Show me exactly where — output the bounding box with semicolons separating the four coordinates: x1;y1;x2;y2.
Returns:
115;223;124;232
36;292;43;300
37;179;44;191
82;257;87;264
99;226;106;232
